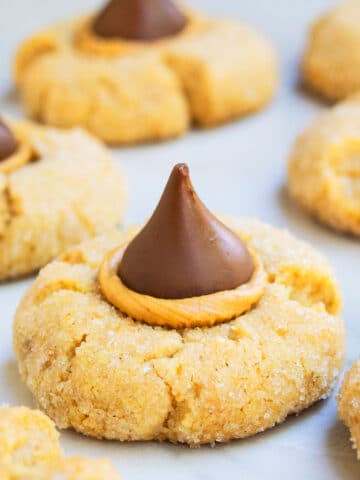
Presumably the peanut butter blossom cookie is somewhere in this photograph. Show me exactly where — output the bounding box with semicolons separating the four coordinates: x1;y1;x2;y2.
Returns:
0;406;121;479
338;359;360;459
14;164;344;446
302;0;360;101
14;0;277;144
288;98;360;236
0;117;126;280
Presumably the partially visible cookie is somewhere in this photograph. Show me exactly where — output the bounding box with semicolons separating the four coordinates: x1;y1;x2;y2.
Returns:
338;359;360;458
288;98;360;236
14;1;277;144
0;406;121;479
0;406;62;474
0;117;127;280
302;0;360;101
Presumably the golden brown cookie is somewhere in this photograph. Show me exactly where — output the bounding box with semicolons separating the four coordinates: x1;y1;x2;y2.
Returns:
338;359;360;459
302;0;360;101
288;98;360;236
0;406;62;475
0;406;121;479
14;215;344;446
14;2;277;144
0;118;126;280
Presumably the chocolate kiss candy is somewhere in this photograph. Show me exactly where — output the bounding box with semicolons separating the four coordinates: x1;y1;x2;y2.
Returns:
93;0;188;41
118;164;255;299
0;118;17;162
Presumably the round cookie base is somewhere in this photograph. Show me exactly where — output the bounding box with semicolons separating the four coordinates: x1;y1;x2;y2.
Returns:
13;217;344;446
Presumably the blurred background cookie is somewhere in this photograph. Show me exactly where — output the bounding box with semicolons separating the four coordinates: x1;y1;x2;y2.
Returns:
288;98;360;236
0;406;122;479
302;0;360;101
14;0;278;145
0;406;62;475
0;117;127;280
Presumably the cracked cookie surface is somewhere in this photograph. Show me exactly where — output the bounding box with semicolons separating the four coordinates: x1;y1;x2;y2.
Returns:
14;12;277;144
302;0;360;101
0;120;126;280
288;98;360;236
338;359;360;459
13;217;344;446
0;406;122;479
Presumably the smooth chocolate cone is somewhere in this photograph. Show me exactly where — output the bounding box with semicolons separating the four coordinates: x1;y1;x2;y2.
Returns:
0;119;17;161
93;0;188;41
118;164;255;299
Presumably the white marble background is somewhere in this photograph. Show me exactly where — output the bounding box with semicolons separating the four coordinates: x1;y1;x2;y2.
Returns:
1;0;359;478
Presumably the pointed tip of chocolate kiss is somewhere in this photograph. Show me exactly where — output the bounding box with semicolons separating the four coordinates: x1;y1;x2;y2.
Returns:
118;163;255;299
174;162;189;176
93;0;188;41
0;118;18;162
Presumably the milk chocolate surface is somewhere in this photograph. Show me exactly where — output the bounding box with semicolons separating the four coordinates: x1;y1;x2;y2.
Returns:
118;164;255;299
0;119;17;162
93;0;187;41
